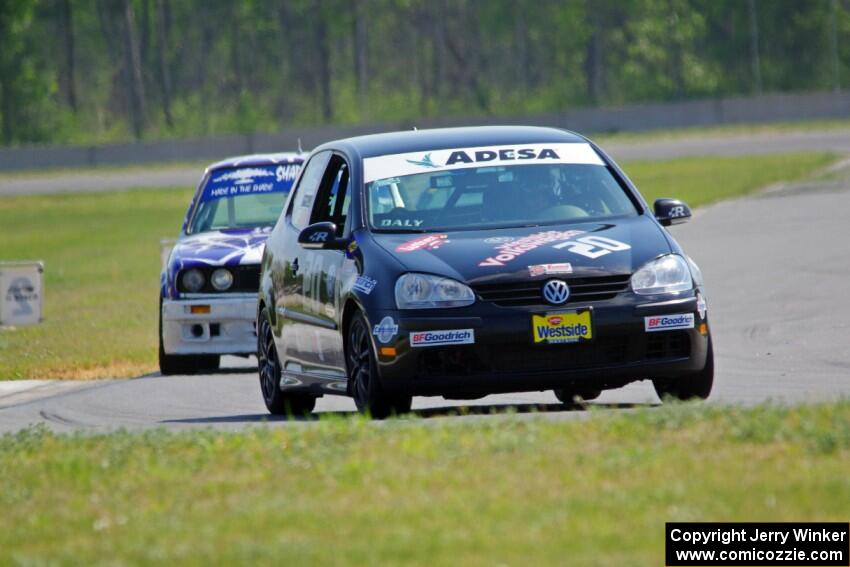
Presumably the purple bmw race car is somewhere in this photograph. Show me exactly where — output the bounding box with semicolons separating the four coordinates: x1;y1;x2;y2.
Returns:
159;153;304;375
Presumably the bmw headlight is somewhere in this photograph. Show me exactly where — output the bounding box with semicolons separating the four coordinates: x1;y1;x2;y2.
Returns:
395;273;475;309
210;268;234;291
630;254;693;295
181;268;205;293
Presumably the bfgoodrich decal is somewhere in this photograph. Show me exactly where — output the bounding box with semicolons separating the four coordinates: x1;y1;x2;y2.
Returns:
645;313;695;332
363;143;604;183
410;329;475;347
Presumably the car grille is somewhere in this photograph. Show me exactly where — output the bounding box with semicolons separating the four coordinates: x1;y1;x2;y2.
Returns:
646;331;690;359
472;274;632;307
414;331;691;378
177;265;261;294
489;336;632;372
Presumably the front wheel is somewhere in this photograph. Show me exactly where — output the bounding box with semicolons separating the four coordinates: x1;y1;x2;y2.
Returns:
346;311;411;419
653;338;714;401
257;307;316;416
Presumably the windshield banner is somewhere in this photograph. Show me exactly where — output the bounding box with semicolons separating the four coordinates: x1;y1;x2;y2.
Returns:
201;164;301;202
363;143;604;183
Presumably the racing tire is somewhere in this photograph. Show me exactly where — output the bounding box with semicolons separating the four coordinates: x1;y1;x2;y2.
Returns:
653;338;714;401
158;301;219;375
553;388;602;404
257;307;316;417
346;311;412;419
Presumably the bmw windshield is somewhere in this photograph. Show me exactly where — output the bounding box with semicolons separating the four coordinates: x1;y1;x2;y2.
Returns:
188;163;301;234
365;143;639;233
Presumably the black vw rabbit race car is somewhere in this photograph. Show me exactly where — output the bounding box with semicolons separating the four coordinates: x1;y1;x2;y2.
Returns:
257;126;712;417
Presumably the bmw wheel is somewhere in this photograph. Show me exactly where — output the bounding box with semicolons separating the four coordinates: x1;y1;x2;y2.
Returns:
653;338;714;401
258;307;316;416
346;311;411;419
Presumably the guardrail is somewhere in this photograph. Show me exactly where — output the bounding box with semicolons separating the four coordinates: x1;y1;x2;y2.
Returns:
2;91;849;172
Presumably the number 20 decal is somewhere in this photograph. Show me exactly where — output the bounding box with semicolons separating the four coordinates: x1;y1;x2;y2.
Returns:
552;236;631;259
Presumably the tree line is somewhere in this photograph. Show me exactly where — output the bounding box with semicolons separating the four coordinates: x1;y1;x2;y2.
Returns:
0;0;848;146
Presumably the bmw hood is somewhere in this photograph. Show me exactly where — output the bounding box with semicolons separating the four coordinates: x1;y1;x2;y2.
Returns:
170;227;272;269
371;216;671;284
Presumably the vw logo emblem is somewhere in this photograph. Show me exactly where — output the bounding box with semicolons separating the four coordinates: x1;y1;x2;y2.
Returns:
542;279;570;305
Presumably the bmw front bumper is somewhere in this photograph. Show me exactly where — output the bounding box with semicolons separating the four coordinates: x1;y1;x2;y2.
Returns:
161;294;258;355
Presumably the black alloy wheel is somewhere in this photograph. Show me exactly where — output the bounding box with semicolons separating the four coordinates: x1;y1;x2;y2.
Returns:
258;307;316;416
347;311;411;419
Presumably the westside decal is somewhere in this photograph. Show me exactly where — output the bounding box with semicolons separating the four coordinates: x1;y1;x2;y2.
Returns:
410;329;475;348
363;143;604;183
396;234;449;253
644;313;695;332
373;316;399;344
532;310;592;344
528;263;573;277
352;275;377;294
479;230;585;267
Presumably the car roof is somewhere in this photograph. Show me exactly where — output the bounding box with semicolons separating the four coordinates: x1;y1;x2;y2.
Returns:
320;126;588;159
207;152;305;171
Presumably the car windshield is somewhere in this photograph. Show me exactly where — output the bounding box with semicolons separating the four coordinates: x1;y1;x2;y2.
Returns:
188;163;301;234
367;162;638;233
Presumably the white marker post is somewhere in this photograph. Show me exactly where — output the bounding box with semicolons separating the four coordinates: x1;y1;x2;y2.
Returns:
0;262;44;327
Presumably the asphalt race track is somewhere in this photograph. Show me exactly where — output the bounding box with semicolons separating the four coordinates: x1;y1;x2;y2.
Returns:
5;128;850;196
2;168;850;433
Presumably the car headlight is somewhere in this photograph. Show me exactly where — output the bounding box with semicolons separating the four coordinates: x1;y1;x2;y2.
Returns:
630;254;693;295
210;268;234;291
181;268;205;292
395;273;475;309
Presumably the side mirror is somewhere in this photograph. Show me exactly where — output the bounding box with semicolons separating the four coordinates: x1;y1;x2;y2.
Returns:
654;198;692;227
298;222;347;250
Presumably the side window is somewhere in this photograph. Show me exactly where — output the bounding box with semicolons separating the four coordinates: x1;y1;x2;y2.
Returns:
310;155;351;237
289;151;332;230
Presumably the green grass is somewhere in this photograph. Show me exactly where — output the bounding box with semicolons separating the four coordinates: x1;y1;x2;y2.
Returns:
0;152;836;379
1;402;849;565
623;152;835;208
0;188;193;379
0;160;209;182
593;116;850;144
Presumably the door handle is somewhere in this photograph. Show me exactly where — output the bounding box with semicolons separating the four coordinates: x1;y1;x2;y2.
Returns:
291;257;299;276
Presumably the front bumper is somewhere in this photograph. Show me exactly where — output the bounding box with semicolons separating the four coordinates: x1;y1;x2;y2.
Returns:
161;294;257;355
370;291;710;397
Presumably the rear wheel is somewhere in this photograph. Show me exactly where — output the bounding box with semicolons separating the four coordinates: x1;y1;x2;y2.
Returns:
553;388;601;404
158;300;219;375
347;311;411;419
257;307;316;416
653;338;714;401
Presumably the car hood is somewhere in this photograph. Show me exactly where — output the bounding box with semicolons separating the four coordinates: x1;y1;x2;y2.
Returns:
170;227;272;268
371;216;670;285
